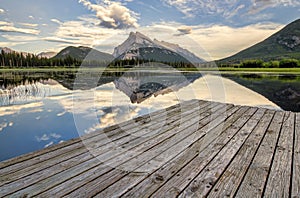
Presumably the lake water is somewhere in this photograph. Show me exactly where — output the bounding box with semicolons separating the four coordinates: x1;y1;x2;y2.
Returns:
0;70;299;161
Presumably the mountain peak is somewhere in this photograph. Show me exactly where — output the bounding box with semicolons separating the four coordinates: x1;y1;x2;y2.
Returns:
113;32;205;63
113;31;160;57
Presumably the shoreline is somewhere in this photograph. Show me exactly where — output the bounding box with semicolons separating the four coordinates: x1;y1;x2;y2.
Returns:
0;67;300;74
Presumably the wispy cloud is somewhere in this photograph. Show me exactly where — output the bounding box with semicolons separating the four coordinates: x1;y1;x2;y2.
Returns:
44;37;77;45
162;0;245;18
0;8;4;14
2;34;39;41
190;22;284;59
162;0;299;19
19;22;39;27
50;19;62;24
79;0;139;29
0;25;40;35
249;0;300;13
45;17;123;50
0;21;11;26
0;20;40;35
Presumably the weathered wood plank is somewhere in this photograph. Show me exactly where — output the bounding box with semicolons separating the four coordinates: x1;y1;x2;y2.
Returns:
57;104;232;197
176;108;266;198
263;111;295;198
0;100;206;186
235;110;285;197
292;113;300;198
121;106;249;198
96;106;245;198
93;105;240;198
3;101;219;197
207;109;275;197
147;107;258;197
37;102;215;197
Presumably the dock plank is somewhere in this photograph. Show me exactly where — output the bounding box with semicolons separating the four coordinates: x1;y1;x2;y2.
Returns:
94;106;240;198
148;107;258;197
292;113;300;198
235;110;285;197
62;104;232;197
177;108;266;198
263;111;295;198
121;106;249;198
207;109;275;197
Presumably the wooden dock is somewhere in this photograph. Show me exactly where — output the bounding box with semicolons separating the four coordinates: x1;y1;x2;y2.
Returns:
0;99;299;197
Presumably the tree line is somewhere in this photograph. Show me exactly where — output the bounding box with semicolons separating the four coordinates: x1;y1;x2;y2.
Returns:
0;50;196;68
219;59;300;68
0;50;84;67
108;58;195;68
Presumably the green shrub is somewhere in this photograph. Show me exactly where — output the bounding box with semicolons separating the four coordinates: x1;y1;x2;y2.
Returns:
279;59;299;68
240;60;264;68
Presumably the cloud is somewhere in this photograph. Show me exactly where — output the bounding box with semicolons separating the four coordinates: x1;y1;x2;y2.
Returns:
190;22;284;60
19;22;39;27
0;8;4;14
163;0;300;19
44;37;79;45
134;21;283;60
79;0;139;29
249;0;300;13
46;17;124;51
36;133;61;142
0;122;8;132
0;21;11;26
28;15;34;19
0;26;40;35
51;18;62;24
0;20;40;35
162;0;244;18
175;26;192;36
2;34;39;41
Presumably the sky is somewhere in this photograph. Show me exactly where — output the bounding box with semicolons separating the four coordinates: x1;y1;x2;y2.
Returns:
0;0;299;60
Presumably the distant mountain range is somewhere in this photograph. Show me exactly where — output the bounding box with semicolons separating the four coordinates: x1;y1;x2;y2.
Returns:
1;18;299;66
220;19;300;63
0;32;204;65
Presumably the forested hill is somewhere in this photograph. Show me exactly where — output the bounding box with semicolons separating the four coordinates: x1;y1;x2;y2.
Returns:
219;18;300;64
